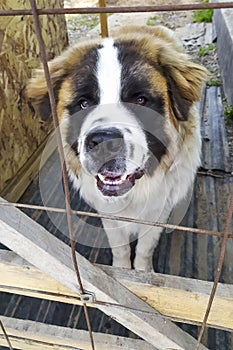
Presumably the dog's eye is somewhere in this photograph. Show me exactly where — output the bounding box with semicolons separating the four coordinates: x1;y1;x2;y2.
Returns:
79;99;89;110
135;96;147;106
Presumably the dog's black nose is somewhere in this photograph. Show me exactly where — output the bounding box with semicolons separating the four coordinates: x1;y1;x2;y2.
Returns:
85;128;124;154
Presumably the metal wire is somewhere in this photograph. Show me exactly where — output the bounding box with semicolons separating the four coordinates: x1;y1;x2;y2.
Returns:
29;1;95;349
1;201;233;239
0;320;14;350
196;184;233;349
0;2;233;16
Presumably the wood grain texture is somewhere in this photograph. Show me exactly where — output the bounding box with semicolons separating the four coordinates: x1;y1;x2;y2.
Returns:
0;198;208;350
0;0;68;194
0;316;156;350
1;251;233;331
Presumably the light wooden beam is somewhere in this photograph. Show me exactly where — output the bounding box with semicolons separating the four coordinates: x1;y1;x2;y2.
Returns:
99;0;109;38
1;251;233;331
0;198;208;350
0;133;55;202
0;316;156;350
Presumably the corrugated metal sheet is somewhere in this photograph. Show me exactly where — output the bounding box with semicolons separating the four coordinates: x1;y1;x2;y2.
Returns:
201;86;232;173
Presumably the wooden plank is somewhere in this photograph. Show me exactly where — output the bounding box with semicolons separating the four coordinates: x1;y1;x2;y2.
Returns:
99;0;109;38
101;264;233;332
0;0;67;197
0;316;155;350
0;132;55;202
1;251;233;331
0;198;209;350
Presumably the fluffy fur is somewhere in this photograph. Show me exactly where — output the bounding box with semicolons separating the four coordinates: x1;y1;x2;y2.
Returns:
27;26;207;271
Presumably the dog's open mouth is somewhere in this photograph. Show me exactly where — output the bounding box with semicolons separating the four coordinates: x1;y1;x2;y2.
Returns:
96;169;144;197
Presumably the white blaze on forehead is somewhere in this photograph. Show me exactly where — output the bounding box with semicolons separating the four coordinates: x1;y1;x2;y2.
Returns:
97;38;122;104
79;40;149;176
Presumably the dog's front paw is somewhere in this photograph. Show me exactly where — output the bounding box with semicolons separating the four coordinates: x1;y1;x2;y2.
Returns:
134;255;153;272
112;256;131;269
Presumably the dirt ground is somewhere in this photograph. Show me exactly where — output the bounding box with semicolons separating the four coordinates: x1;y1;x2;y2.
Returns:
65;0;203;29
65;0;203;41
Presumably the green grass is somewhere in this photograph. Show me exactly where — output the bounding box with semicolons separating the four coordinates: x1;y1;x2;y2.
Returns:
193;0;213;23
207;78;219;87
194;9;213;23
198;44;216;57
146;15;159;26
224;105;233;120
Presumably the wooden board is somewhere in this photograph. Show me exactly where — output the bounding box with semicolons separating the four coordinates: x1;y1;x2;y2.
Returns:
0;198;208;350
0;132;55;202
0;251;233;331
0;316;155;350
0;0;68;194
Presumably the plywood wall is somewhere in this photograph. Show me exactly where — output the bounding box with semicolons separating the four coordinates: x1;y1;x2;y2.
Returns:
0;0;68;197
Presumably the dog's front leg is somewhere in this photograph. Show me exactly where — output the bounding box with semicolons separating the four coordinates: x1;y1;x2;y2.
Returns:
102;219;131;269
111;245;131;269
134;227;162;271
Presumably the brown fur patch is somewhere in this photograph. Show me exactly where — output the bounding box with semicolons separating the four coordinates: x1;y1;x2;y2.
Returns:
112;26;207;122
57;78;74;121
26;40;101;121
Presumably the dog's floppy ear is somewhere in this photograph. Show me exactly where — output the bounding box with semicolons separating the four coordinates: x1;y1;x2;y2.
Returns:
159;46;208;121
26;43;92;121
26;56;69;121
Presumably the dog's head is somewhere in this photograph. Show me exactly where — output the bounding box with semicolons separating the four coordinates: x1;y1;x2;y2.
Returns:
27;26;207;200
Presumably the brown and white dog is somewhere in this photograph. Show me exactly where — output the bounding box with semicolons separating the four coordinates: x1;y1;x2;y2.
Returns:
27;26;207;271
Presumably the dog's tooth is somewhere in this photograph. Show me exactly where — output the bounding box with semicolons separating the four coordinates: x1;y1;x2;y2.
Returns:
98;173;128;186
98;173;105;182
109;179;120;185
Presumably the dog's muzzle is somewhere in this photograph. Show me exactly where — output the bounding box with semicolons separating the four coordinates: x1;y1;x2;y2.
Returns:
84;127;144;197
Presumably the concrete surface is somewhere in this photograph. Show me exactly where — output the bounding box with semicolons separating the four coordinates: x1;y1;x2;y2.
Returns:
214;0;233;106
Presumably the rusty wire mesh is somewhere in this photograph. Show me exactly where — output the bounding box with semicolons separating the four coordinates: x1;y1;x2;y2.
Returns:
0;1;233;16
0;1;233;350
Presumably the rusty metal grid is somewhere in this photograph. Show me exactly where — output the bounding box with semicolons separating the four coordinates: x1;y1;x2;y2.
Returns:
0;1;233;350
1;1;233;16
